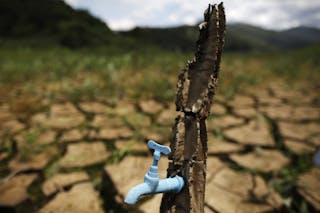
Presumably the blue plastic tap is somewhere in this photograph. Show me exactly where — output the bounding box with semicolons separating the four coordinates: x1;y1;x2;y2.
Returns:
124;140;184;205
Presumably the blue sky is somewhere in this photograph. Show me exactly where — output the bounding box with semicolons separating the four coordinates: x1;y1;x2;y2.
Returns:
64;0;320;31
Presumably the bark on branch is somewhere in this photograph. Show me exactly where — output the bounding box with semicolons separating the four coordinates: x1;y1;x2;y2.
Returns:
160;3;226;213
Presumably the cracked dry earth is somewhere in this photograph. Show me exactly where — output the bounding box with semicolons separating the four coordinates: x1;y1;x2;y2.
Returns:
0;83;319;213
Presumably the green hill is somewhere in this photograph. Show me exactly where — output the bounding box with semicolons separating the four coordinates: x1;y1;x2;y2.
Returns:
121;24;320;52
0;0;114;48
1;0;320;52
119;26;199;51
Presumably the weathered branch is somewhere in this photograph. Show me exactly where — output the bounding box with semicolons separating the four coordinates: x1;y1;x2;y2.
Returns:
160;3;226;213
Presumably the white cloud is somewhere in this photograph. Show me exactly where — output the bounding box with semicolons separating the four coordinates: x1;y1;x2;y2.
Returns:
183;16;198;26
63;0;320;30
108;19;135;30
224;0;320;30
168;13;178;22
64;0;80;7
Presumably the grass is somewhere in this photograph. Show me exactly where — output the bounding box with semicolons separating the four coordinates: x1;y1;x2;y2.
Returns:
0;46;189;102
271;153;314;212
0;44;319;103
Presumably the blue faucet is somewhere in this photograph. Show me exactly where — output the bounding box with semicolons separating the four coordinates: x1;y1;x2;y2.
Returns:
124;140;184;205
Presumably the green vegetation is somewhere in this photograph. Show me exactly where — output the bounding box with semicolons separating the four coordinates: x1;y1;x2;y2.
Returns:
0;46;187;102
0;44;319;102
0;0;113;48
272;153;314;212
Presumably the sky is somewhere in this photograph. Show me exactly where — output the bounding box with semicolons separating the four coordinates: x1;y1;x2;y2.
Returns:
64;0;320;31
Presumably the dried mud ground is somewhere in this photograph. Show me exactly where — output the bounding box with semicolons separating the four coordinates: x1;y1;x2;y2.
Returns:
0;81;319;213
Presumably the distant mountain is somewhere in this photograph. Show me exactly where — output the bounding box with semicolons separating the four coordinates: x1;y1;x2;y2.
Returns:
0;0;113;48
1;0;320;52
121;23;320;52
119;26;199;51
279;26;320;48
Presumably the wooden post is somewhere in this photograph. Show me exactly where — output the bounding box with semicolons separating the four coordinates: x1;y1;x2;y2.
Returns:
160;3;226;213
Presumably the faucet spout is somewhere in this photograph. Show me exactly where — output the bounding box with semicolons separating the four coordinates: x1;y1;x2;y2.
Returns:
124;176;184;205
125;182;151;205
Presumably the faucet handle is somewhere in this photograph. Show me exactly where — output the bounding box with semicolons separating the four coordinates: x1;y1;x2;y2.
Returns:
147;140;171;156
